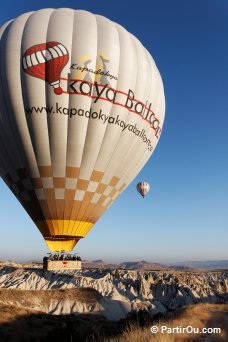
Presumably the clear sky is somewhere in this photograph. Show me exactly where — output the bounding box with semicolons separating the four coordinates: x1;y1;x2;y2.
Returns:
0;0;227;263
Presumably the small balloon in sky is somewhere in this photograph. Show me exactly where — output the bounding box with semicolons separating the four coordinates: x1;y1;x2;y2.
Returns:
136;182;150;198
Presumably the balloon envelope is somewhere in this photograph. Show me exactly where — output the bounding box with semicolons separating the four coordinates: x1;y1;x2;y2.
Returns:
136;182;150;197
0;9;165;251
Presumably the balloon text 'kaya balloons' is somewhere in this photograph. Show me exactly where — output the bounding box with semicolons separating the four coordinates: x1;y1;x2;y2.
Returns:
0;9;165;252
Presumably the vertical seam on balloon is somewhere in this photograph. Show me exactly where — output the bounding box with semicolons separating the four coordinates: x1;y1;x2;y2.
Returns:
0;14;45;229
45;9;60;238
0;21;19;182
68;12;98;238
62;9;75;239
0;22;26;170
124;45;159;188
87;27;152;220
19;11;51;232
74;16;122;232
28;9;56;236
20;14;46;227
0;23;23;198
81;23;136;226
70;14;116;237
0;20;22;184
102;32;150;192
109;33;147;185
0;19;32;207
0;20;28;216
93;23;135;179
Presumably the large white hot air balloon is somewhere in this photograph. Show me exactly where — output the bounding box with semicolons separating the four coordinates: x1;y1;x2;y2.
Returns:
0;9;165;252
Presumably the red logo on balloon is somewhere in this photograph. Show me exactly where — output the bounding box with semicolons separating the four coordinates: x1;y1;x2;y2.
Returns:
22;42;69;95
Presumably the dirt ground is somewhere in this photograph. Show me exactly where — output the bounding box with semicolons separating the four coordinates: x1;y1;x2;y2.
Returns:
0;288;227;342
107;303;228;342
0;287;101;314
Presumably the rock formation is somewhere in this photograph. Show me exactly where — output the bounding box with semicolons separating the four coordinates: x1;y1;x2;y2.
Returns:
0;266;227;321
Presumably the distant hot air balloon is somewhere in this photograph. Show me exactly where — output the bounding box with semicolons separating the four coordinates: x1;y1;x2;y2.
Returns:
137;182;150;198
0;9;165;252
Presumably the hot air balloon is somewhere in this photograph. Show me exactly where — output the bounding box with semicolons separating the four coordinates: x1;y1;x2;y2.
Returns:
136;182;150;198
0;9;165;252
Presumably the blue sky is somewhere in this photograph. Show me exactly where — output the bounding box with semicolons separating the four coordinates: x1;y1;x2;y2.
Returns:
0;0;227;263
